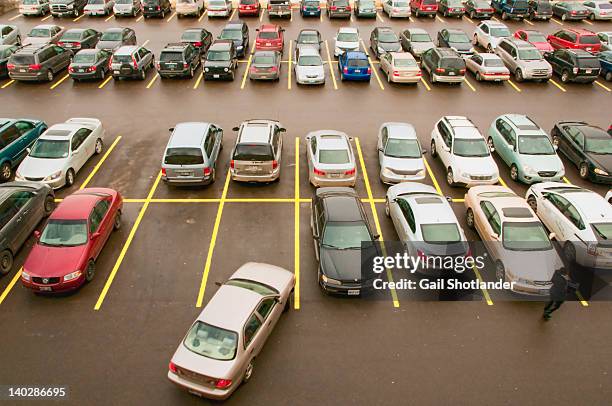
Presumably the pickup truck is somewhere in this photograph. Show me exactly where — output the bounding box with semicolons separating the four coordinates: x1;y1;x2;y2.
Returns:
491;0;529;20
50;0;87;17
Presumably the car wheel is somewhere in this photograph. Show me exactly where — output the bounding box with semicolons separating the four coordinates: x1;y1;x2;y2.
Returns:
495;261;505;281
527;194;537;212
283;292;293;313
515;69;524;82
243;359;254;384
189;66;194;78
606;71;612;82
0;161;12;181
74;8;79;17
385;197;391;217
0;250;13;276
446;167;455;187
139;69;145;80
501;11;507;20
476;72;482;81
563;242;576;264
590;13;595;20
161;9;165;18
47;69;54;82
65;169;75;187
94;138;103;154
114;211;122;230
85;260;95;283
472;35;478;46
430;139;437;158
552;135;560;148
470;11;475;18
487;137;494;152
510;164;519;182
561;70;570;83
16;35;21;46
487;44;493;53
466;208;475;229
579;162;589;179
44;194;55;216
561;13;567;21
133;9;137;17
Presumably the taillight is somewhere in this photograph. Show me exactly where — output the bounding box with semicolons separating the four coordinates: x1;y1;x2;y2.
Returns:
573;67;578;74
570;11;576;14
344;168;356;176
317;5;321;9
168;361;177;373
108;56;113;69
303;6;307;10
343;66;348;74
416;70;422;76
459;69;466;74
330;5;337;10
161;168;167;176
68;66;74;73
250;66;257;73
270;66;277;72
132;56;138;69
367;67;372;74
272;160;278;169
393;70;400;76
74;42;81;48
346;5;351;11
435;67;445;73
215;379;232;389
183;63;189;69
88;66;97;72
203;167;211;176
230;160;235;169
313;168;325;176
156;5;160;10
194;41;202;47
29;64;42;71
156;62;160;69
7;64;15;70
58;42;64;46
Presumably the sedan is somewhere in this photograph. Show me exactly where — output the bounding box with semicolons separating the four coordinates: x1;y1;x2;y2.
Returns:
370;27;402;58
0;45;18;79
552;1;589;20
0;25;21;46
249;51;281;81
583;1;612;20
24;24;64;46
0;118;48;182
295;29;322;55
334;27;360;57
306;130;356;187
69;49;111;81
168;262;294;400
311;187;379;295
84;0;115;16
58;28;101;51
399;28;434;58
180;28;213;57
472;21;511;52
438;28;474;55
514;29;554;54
0;181;55;275
294;47;325;85
465;53;510;82
16;118;105;189
338;51;371;81
378;122;426;183
96;27;136;52
379;51;421;83
21;188;123;293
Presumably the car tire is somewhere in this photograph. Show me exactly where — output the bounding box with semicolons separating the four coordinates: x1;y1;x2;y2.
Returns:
189;66;194;78
561;13;567;21
561;70;570;83
16;35;21;46
487;44;493;53
161;9;165;18
114;211;121;230
94;138;103;155
590;13;595;20
476;72;482;81
495;261;505;281
487;136;494;152
65;169;75;187
501;11;507;20
44;194;55;216
472;35;478;46
606;71;612;82
243;359;254;384
514;69;524;82
0;250;13;276
527;194;537;212
470;11;475;19
74;8;79;17
446;167;455;187
47;69;54;82
0;161;12;181
466;208;475;229
563;242;576;264
85;260;95;283
510;164;519;182
430;139;437;158
385;197;391;217
579;162;589;179
139;69;145;80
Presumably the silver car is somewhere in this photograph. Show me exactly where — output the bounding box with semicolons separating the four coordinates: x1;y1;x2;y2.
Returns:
161;122;223;186
496;38;552;82
306;130;356;187
249;51;281;81
84;0;115;16
399;28;434;59
378;122;426;184
96;27;137;52
382;0;411;17
583;1;612;20
334;27;360;57
465;53;510;82
113;0;141;16
230;119;285;183
295;29;321;56
168;262;295;400
0;25;21;46
19;0;51;16
598;31;612;51
24;24;64;46
294;47;325;85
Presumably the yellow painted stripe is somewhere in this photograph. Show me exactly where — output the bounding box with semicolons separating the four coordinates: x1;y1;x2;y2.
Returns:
0;268;22;306
594;80;611;92
260;8;265;22
355;137;400;308
423;158;443;195
145;72;159;89
550;79;566;92
294;137;300;310
240;41;257;89
49;74;69;90
452;198;465;203
507;79;521;92
1;79;15;89
229;8;237;20
142;39;150;47
193;71;203;89
41;15;52;22
166;11;177;21
576;290;589;307
288;40;292;90
196;170;232;308
72;14;85;22
491;16;500;22
498;176;508;188
199;9;207;21
464;77;476;92
472;265;494;305
436;15;444;23
136;15;143;22
79;136;121;190
8;14;22;21
563;176;571;184
551;17;563;25
324;40;338;90
583;19;593;25
524;18;534;26
94;171;162;310
98;75;112;89
377;12;384;22
420;76;431;91
363;42;384;90
105;13;114;22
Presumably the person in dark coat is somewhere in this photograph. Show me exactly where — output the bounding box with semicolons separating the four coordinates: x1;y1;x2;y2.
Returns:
543;268;571;321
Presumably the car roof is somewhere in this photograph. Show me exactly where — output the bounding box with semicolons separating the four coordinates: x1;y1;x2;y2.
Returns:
444;116;482;139
564;48;597;57
481;20;507;27
503;114;541;131
399;192;456;224
169;122;210;147
506;38;534;48
0;182;45;200
104;27;124;33
259;24;279;32
338;27;358;34
299;29;319;35
198;285;262;332
390;52;415;60
554;188;612;222
298;47;319;56
14;44;48;54
253;50;278;57
162;42;189;51
436;47;460;57
40;124;81;138
238;121;275;143
478;189;537;223
64;28;86;33
377;27;394;33
345;51;367;59
224;22;246;30
479;53;501;60
321;191;363;222
311;130;350;149
563;28;596;35
385;122;417;139
445;28;466;34
33;24;60;30
407;28;428;34
75;49;100;55
210;40;232;50
50;192;103;220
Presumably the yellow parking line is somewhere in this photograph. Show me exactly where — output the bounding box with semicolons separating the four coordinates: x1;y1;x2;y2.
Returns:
94;171;162;310
491;16;500;22
150;198;220;203
79;136;122;190
355;138;400;308
146;72;159;88
451;198;465;203
142;39;150;47
0;268;22;306
98;75;112;89
420;77;431;91
435;15;444;23
563;176;571;184
409;16;414;22
576;291;589;307
196;170;231;308
41;15;52;22
193;72;203;89
472;265;494;305
229;8;237;20
320;9;323;21
524;18;534;26
551;17;563;25
464;16;473;23
167;11;177;21
288;40;292;90
498;176;508;188
377;12;384;22
423;157;443;195
260;8;265;22
105;13;115;21
8;14;22;21
583;19;593;25
594;80;611;92
361;40;384;90
240;41;257;90
1;79;15;89
507;79;521;92
294;137;300;310
73;14;85;22
550;79;566;92
49;74;69;90
464;77;476;92
199;9;207;21
324;40;338;90
136;15;143;22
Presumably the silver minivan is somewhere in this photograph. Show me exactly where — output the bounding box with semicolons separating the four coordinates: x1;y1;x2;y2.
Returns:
230;119;285;183
161;122;224;186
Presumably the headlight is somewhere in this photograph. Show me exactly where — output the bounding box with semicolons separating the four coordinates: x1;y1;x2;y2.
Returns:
43;170;62;181
204;67;209;72
15;171;24;180
416;169;425;177
21;271;31;281
523;165;535;175
461;171;471;178
223;67;229;72
237;45;243;50
378;46;385;53
594;168;608;176
63;270;82;282
321;274;341;285
517;278;532;285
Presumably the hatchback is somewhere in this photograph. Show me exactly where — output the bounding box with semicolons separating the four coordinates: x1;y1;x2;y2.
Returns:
410;0;438;17
527;0;552;20
110;45;154;80
157;42;200;79
219;22;249;58
326;0;351;18
68;48;111;81
379;51;421;83
255;24;284;53
370;27;402;58
306;130;356;187
0;118;47;182
161;122;223;186
180;28;213;57
420;47;466;84
299;0;321;16
58;28;101;51
208;0;233;17
382;0;411;18
96;27;136;52
495;38;552;82
8;43;72;82
377;122;426;183
295;29;321;55
354;0;376;17
545;49;600;83
547;29;601;54
465;53;509;82
437;28;474;55
24;24;64;46
338;51;371;81
249;50;281;81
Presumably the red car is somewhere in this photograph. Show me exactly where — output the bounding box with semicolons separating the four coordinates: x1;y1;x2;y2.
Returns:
514;29;553;53
255;24;285;53
238;0;261;16
21;188;123;294
547;28;602;54
409;0;438;17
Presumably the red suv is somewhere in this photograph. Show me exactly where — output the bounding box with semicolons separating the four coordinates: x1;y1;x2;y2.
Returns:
255;24;285;53
547;28;602;54
238;0;261;16
410;0;438;17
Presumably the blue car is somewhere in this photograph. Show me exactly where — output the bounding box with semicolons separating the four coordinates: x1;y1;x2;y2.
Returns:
599;51;612;82
0;119;47;182
338;51;371;82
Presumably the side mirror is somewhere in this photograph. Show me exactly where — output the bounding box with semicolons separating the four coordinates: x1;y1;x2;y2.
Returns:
232;126;240;131
445;196;452;202
490;232;499;240
549;232;556;240
91;232;101;240
168;127;174;132
313;234;319;240
279;128;286;133
553;144;558;151
34;230;41;239
378;147;383;152
26;147;31;154
443;145;451;152
373;234;381;240
421;149;427;154
489;145;495;152
214;281;223;287
274;296;282;303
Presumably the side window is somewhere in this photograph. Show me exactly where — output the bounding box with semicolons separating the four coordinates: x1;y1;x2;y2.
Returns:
310;136;317;154
547;193;569;213
480;201;501;235
10;191;35;211
0;125;20;146
243;314;262;348
138;48;148;59
564;203;585;230
567;32;577;43
204;131;215;157
398;199;416;233
89;200;110;234
481;25;489;34
71;128;92;151
256;298;276;320
272;128;280;152
381;127;388;147
510;46;517;59
14;121;34;135
0;199;20;230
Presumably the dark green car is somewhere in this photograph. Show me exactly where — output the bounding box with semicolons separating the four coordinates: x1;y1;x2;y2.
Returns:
0;119;48;182
545;49;600;84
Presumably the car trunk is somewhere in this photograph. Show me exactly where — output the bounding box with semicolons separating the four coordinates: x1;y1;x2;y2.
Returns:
232;143;275;176
345;59;369;75
438;58;465;77
9;54;38;74
164;147;206;179
159;52;185;72
112;54;137;75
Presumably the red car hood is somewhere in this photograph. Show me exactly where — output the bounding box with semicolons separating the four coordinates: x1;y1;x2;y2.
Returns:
24;244;87;277
534;42;554;52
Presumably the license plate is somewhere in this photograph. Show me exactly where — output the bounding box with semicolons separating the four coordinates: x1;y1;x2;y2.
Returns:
260;75;267;78
347;289;360;296
20;68;26;72
177;171;192;176
585;69;592;74
266;42;271;46
79;68;85;72
114;70;120;74
213;74;219;78
188;390;202;397
329;173;342;178
449;72;455;75
309;11;315;14
354;70;361;73
39;286;52;291
426;7;432;10
247;166;260;172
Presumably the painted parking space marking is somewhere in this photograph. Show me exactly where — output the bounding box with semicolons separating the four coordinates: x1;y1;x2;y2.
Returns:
288;40;293;90
193;72;203;89
294;137;300;310
50;74;70;90
550;79;566;92
1;80;15;89
324;40;338;90
0;268;22;307
105;13;115;21
98;75;113;89
166;11;177;22
73;14;85;22
594;81;611;92
145;72;159;89
8;14;22;21
464;77;476;92
240;41;257;90
79;136;122;190
199;9;208;21
507;79;521;92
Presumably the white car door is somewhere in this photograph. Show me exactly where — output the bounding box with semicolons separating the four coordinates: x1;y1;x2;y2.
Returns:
378;126;387;170
435;120;452;169
70;130;90;173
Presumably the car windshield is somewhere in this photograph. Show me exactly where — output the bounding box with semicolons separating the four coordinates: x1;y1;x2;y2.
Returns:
183;321;238;361
164;147;204;165
585;138;612;154
73;53;96;63
528;32;547;42
298;55;322;66
518;134;555;155
385;138;421;158
28;28;50;38
421;224;461;244
453;138;490;157
360;0;375;5
579;36;599;45
254;54;275;64
220;30;242;40
225;279;278;295
448;33;469;43
490;27;511;37
29;139;69;159
89;0;104;4
258;32;279;40
61;32;83;41
394;1;409;6
518;48;542;60
207;50;230;61
22;0;40;4
337;32;358;42
116;0;133;4
447;0;462;6
394;58;417;67
502;222;552;251
299;33;319;44
233;144;274;161
160;51;183;62
483;58;504;67
592;223;612;241
209;0;227;5
411;33;431;42
319;149;349;164
181;31;202;41
101;32;121;41
379;32;398;43
39;219;88;247
347;58;368;67
322;221;371;249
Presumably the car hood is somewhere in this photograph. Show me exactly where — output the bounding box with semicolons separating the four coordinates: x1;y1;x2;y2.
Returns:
335;40;359;49
454;155;498;176
296;65;324;76
18;156;66;178
449;42;472;52
501;248;560;281
320;247;364;281
521;59;551;70
381;155;424;172
587;152;612;172
412;42;434;54
519;153;563;172
379;42;401;52
97;40;121;50
24;243;87;277
171;342;238;381
25;37;50;45
533;41;554;52
204;60;231;68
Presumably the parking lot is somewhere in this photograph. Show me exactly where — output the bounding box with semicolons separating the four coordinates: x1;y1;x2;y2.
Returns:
0;2;611;404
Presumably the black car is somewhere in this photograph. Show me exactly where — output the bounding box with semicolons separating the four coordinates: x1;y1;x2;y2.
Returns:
203;40;238;81
545;49;600;84
0;45;18;79
57;28;101;52
218;22;249;58
0;182;55;275
180;28;213;57
157;43;200;79
143;0;172;18
527;0;552;20
464;0;494;18
552;121;612;183
370;27;402;58
311;187;380;296
438;0;465;17
420;47;466;84
68;48;111;81
437;28;474;55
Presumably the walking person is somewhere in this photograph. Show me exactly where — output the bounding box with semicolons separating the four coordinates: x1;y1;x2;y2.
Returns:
543;268;575;321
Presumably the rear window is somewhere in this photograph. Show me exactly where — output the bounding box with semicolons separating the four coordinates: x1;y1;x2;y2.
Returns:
253;54;275;64
233;144;274;161
421;224;461;244
28;28;50;38
72;53;96;63
9;54;35;65
592;223;612;241
537;2;551;11
61;32;83;41
258;32;279;40
347;59;368;68
241;0;257;4
599;4;612;9
22;0;40;4
164;147;204;165
440;57;465;69
144;0;160;4
101;32;121;41
319;149;350;164
160;51;184;62
423;0;437;4
333;0;349;5
395;58;417;67
577;57;600;68
181;31;202;41
183;321;237;361
113;54;132;63
220;29;242;40
579;35;599;45
484;58;504;67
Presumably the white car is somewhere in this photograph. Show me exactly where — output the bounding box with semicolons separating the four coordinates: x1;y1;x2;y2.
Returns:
84;0;115;16
176;0;205;17
385;182;469;275
334;27;359;57
113;0;141;16
430;116;499;187
24;24;64;46
606;190;612;204
382;0;411;18
379;52;421;83
583;1;612;20
16;118;105;189
19;0;51;16
0;25;21;46
526;182;612;269
472;20;511;52
378;122;426;184
294;47;325;85
306;130;356;187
